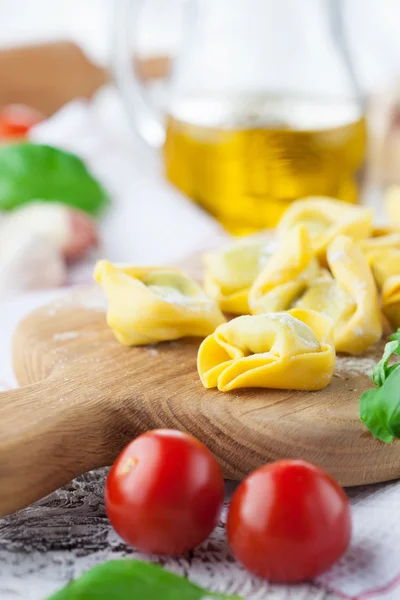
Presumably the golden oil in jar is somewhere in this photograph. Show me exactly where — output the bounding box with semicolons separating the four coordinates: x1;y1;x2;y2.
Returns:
164;94;366;235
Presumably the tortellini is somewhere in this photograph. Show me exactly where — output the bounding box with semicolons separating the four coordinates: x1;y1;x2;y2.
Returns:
381;276;400;329
197;309;335;392
248;225;320;314
94;260;226;346
385;185;400;227
365;241;400;330
278;196;373;262
360;234;400;292
359;231;400;262
249;227;382;354
203;236;277;314
299;235;382;354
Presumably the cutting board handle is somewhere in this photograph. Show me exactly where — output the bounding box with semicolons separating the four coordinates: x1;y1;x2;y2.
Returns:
0;374;132;517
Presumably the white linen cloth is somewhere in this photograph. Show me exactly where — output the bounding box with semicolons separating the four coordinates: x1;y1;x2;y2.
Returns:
1;89;400;600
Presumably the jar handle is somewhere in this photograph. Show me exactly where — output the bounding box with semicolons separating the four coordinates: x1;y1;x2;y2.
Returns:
112;0;167;148
113;0;196;148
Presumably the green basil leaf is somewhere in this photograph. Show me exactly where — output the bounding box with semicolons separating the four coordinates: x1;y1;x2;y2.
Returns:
47;560;243;600
360;388;394;443
389;329;400;344
0;143;109;216
380;367;400;438
360;368;400;443
371;340;400;387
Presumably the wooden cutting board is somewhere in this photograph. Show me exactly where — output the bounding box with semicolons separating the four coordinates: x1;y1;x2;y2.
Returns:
0;285;399;517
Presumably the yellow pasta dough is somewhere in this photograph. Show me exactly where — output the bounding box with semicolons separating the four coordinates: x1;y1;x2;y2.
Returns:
203;236;277;315
197;309;335;392
248;225;319;314
385;185;400;226
294;270;355;325
94;260;226;345
299;235;382;354
365;242;400;330
278;196;373;261
360;230;400;286
249;226;382;354
382;276;400;329
359;232;400;262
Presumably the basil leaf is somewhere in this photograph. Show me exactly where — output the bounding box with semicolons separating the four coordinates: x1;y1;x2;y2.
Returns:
360;368;400;443
360;388;394;443
47;560;242;600
0;143;109;216
371;340;400;386
390;329;400;344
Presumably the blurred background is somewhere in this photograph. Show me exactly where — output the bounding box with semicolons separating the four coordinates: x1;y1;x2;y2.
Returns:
1;0;400;298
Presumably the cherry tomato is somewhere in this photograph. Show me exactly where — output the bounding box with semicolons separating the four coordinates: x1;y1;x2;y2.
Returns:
105;429;224;555
227;460;351;582
0;104;43;138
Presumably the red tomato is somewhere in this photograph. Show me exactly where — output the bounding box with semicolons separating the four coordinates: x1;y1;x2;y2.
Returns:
0;104;43;138
105;429;224;555
227;460;351;583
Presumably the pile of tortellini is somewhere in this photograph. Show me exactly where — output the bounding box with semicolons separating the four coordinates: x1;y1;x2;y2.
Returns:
95;196;400;394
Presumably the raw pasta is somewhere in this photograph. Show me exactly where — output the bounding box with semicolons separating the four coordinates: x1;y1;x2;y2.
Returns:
278;196;373;262
198;309;335;392
249;227;382;354
299;235;382;354
94;260;226;346
203;236;277;314
365;240;400;330
248;225;319;314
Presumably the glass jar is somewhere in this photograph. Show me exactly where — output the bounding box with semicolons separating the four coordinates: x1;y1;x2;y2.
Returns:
113;0;366;234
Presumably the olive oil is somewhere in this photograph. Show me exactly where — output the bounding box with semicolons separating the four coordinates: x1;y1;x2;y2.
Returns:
164;94;366;235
